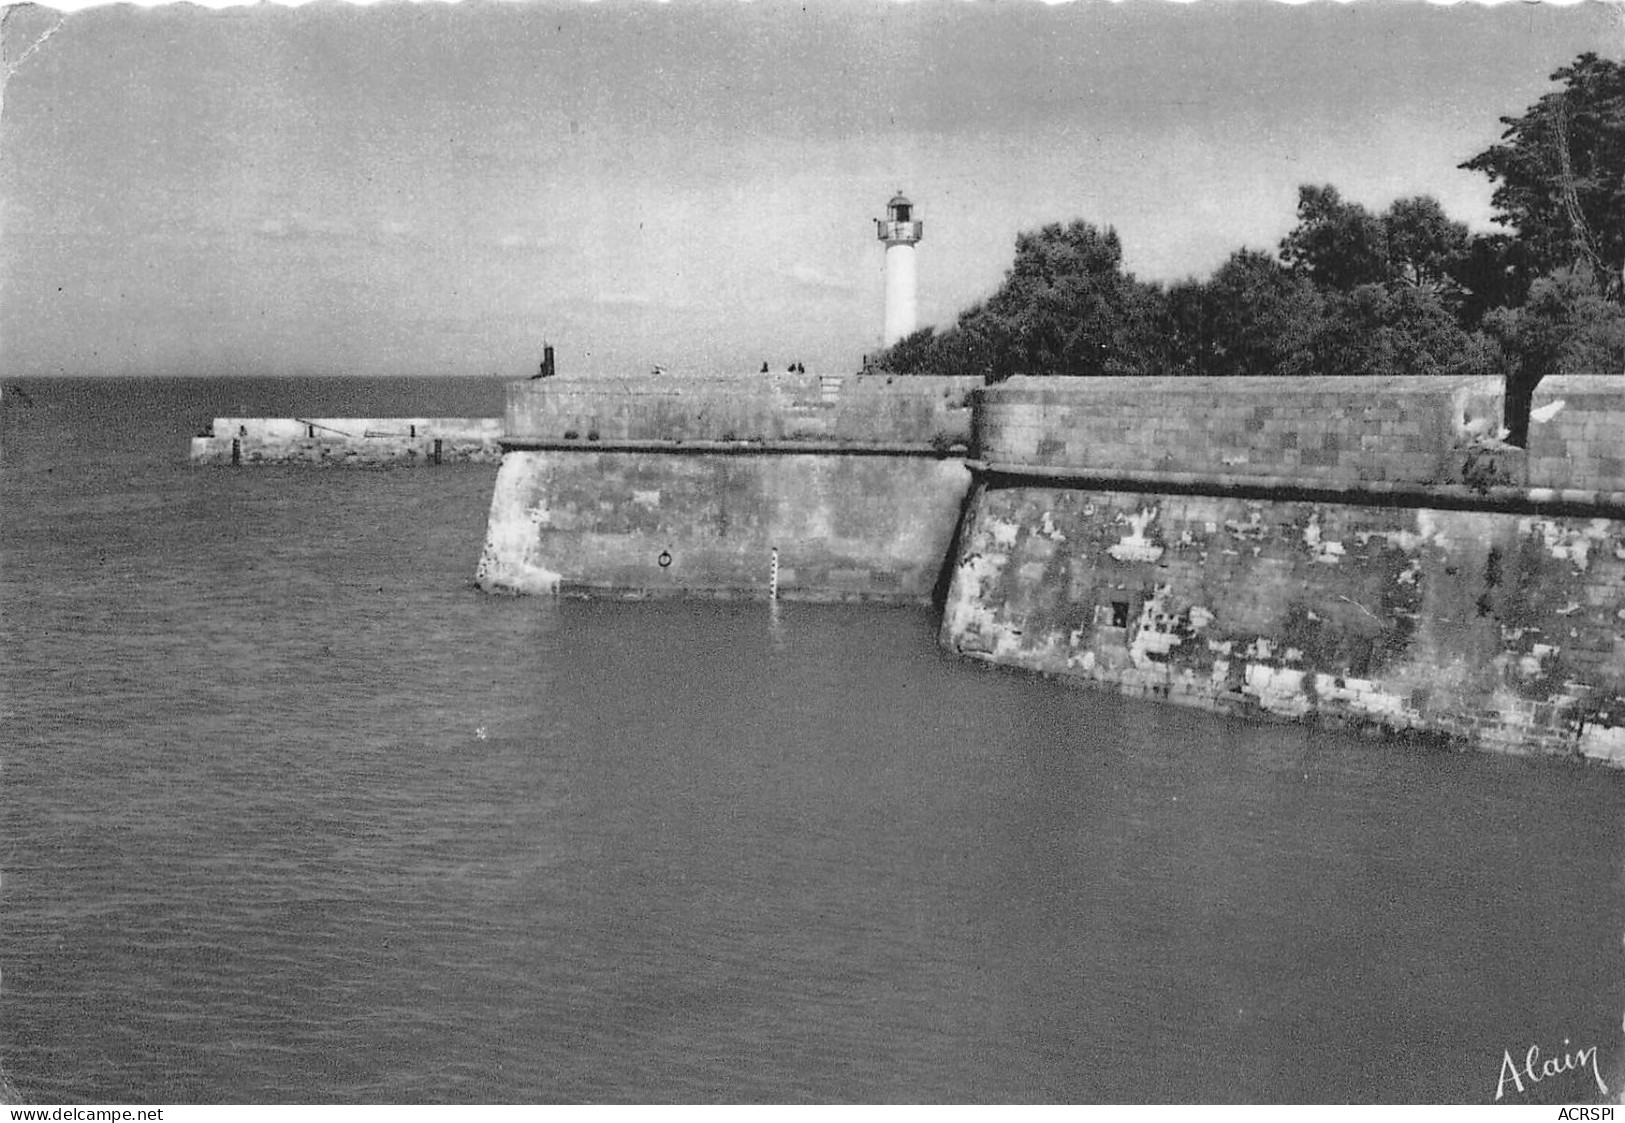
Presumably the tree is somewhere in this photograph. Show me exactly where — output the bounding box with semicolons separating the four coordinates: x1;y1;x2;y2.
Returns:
1274;188;1495;379
875;325;943;376
1279;185;1390;290
1452;232;1530;329
1311;283;1492;380
981;220;1165;378
1383;196;1471;294
1462;52;1625;298
1160;279;1211;377
1280;186;1474;299
1167;250;1323;378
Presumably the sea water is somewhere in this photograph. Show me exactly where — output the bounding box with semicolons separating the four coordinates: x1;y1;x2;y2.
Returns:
1;377;1620;1104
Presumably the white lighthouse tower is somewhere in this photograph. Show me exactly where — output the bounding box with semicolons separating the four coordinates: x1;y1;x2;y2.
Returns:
876;191;923;346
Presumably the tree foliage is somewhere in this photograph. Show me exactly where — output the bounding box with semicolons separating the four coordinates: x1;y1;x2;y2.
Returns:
1279;185;1391;291
1312;284;1483;380
1461;52;1625;297
981;221;1164;378
1279;186;1476;301
1384;196;1472;294
1165;251;1322;378
1485;267;1625;386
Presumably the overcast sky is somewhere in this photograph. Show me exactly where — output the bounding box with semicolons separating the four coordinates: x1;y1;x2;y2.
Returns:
2;1;1621;379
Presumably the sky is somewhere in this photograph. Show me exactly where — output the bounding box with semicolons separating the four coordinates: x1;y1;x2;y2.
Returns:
2;0;1623;379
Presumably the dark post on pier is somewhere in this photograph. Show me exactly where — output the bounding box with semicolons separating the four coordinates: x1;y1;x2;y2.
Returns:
532;343;556;380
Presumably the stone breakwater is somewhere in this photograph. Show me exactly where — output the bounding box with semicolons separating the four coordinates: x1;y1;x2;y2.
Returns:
191;417;503;466
474;369;1624;765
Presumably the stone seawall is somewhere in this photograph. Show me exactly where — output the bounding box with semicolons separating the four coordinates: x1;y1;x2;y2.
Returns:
942;375;1625;766
477;447;969;601
473;369;1624;763
191;417;503;465
477;373;980;601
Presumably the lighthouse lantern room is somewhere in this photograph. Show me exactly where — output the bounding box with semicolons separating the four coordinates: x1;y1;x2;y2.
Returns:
875;191;923;347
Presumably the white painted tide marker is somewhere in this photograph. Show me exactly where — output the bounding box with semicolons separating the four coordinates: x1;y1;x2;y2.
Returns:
876;191;923;347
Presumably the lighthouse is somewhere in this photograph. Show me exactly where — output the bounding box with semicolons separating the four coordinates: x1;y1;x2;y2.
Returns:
875;191;923;347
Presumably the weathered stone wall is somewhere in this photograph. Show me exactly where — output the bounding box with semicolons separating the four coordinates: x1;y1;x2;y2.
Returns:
479;374;983;601
191;417;503;465
943;375;1625;766
942;486;1625;763
505;372;979;447
476;448;970;602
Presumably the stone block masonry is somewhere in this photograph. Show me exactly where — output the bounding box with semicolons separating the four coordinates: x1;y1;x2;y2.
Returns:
975;374;1507;487
1525;375;1625;492
942;375;1625;766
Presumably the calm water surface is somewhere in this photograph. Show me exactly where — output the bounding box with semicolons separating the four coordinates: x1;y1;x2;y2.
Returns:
2;377;1621;1104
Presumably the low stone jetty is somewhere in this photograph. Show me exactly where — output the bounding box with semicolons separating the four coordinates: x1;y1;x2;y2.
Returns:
191;417;503;466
